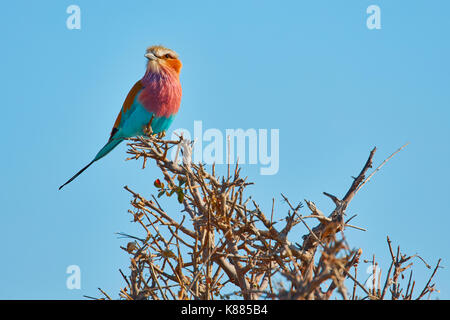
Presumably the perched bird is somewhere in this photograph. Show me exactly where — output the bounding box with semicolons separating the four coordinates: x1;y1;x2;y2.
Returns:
59;45;182;190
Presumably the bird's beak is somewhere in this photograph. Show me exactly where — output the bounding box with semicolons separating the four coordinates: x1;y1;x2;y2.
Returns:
145;52;157;61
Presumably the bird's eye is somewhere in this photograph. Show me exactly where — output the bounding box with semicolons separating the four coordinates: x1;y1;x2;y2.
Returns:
165;53;171;59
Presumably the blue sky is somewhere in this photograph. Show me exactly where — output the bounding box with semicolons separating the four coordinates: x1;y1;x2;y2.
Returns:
0;0;449;299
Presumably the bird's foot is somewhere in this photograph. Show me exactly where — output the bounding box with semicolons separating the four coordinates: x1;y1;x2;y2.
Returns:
157;130;166;139
143;123;154;137
143;115;155;137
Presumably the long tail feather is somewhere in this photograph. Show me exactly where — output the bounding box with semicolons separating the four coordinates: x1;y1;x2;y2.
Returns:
93;138;123;162
59;138;123;190
59;159;96;190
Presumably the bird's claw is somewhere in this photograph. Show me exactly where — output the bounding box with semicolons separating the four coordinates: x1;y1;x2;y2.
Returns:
143;115;155;137
157;131;166;139
143;123;154;137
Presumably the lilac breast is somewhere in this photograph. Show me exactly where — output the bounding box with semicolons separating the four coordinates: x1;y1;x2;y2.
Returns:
139;68;182;118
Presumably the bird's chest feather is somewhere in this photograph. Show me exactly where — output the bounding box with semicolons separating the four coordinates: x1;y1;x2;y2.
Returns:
138;75;182;118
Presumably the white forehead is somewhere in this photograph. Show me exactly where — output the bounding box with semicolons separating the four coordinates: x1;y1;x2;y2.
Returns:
147;46;178;58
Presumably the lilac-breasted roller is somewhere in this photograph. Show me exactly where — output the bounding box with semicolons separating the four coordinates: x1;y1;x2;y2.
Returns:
59;46;182;190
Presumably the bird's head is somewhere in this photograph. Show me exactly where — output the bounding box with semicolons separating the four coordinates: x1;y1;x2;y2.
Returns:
145;45;182;76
